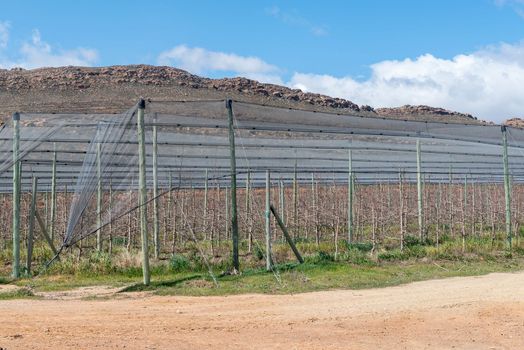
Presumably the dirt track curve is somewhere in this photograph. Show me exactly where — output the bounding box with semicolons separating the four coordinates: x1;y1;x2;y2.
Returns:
1;272;523;349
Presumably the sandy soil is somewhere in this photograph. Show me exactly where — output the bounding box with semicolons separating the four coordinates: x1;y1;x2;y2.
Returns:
1;272;523;349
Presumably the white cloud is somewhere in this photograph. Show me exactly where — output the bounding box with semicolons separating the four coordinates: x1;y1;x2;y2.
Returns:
265;6;328;37
288;42;524;122
0;21;9;49
158;41;524;122
0;27;98;69
158;45;283;84
494;0;524;18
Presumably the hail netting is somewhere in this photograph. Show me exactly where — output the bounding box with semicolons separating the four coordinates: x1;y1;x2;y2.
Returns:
145;100;524;185
0;119;64;189
63;104;139;247
3;99;524;251
2;100;524;195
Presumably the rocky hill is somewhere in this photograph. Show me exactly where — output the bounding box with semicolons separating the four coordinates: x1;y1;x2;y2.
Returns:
0;65;480;124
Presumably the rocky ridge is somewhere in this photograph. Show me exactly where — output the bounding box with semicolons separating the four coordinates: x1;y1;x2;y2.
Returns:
0;65;480;123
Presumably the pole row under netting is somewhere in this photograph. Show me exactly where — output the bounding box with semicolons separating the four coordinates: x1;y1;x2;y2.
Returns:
6;99;519;281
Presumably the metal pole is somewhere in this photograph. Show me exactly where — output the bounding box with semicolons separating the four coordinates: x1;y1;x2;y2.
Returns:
153;120;160;259
226;99;240;272
12;112;20;278
416;139;424;241
137;99;150;285
50;143;57;241
502;126;512;250
266;169;272;271
27;176;38;274
348;149;354;243
96;142;102;251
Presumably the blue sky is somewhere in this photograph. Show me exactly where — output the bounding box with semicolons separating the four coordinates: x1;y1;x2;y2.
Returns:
1;0;524;121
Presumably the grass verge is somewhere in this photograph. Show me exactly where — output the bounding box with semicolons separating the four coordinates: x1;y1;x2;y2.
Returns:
7;255;524;298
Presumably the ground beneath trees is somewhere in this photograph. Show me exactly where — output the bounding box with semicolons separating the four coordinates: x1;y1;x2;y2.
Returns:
1;271;523;349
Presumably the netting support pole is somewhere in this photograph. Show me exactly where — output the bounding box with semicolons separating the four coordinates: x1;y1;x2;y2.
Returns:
279;178;285;226
109;178;113;255
26;176;38;275
348;149;354;243
203;168;208;238
399;170;404;251
265;169;272;271
246;170;252;252
293;161;298;239
225;187;229;239
137;99;151;285
462;174;468;252
153;121;160;259
50;143;57;241
226;99;240;272
96;142;102;251
270;204;303;264
502;126;512;250
416;139;424;241
449;165;454;237
12;112;20;279
168;171;173;243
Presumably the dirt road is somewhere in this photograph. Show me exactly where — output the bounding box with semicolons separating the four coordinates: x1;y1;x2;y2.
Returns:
1;272;523;349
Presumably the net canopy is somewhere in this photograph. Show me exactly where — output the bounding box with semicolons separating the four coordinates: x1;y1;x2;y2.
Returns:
1;99;522;247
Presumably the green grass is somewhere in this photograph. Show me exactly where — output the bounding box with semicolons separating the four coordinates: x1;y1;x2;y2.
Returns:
0;287;38;300
7;254;524;298
2;235;524;299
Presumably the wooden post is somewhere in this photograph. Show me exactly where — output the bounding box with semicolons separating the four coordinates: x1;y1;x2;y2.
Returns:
311;173;315;240
153;121;160;259
44;189;48;229
12;112;21;278
225;186;229;240
63;184;68;237
226;99;240;272
462;174;468;252
96;142;102;251
502;126;512;250
266;169;272;271
108;178;113;255
26;176;38;274
436;180;442;249
399;170;404;251
203;168;208;237
137;99;150;285
471;176;476;237
270;204;303;263
449;165;454;236
348;149;354;243
167;171;173;242
293;161;298;238
35;210;58;256
416;139;424;241
279;178;285;224
246;171;252;252
50;143;57;242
